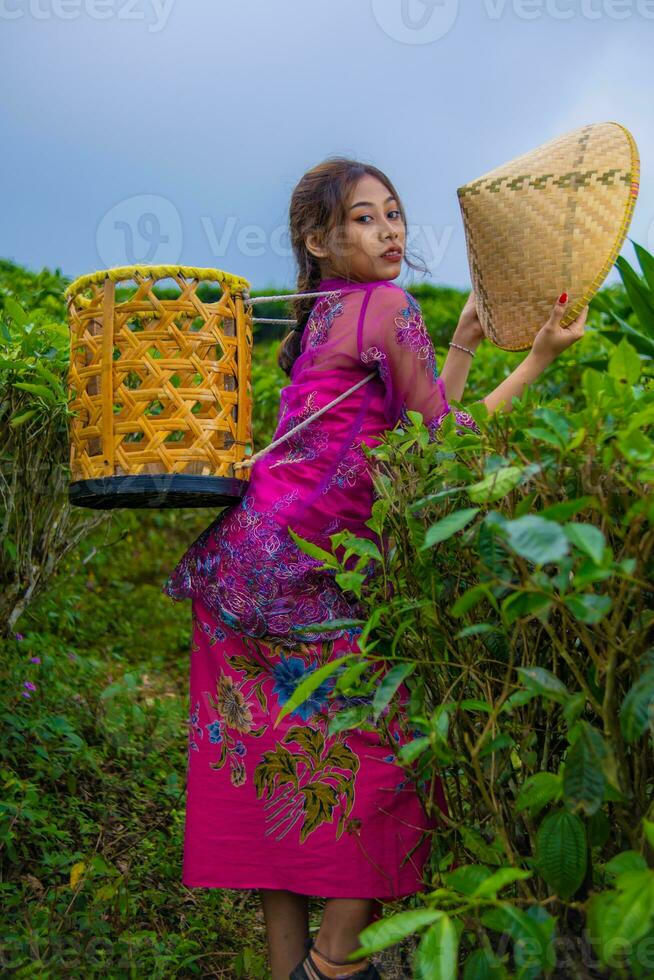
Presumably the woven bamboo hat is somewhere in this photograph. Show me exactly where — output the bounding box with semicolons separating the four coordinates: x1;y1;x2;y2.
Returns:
456;121;640;351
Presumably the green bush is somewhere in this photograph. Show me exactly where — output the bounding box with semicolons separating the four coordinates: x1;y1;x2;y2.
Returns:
0;260;280;976
2;245;652;977
288;243;654;978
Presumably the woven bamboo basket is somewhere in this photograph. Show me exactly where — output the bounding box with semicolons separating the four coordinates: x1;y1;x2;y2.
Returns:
65;265;254;509
456;120;640;351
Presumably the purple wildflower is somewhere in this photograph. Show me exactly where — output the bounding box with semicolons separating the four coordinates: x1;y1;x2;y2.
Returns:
30;656;41;664
23;680;37;691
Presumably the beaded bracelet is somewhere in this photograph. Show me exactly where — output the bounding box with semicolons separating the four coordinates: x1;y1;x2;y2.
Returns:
448;341;476;357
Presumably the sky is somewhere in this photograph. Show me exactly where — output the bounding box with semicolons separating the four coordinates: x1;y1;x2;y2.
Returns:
1;0;652;292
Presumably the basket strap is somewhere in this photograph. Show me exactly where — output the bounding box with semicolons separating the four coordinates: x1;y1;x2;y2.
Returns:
233;372;376;472
244;289;342;305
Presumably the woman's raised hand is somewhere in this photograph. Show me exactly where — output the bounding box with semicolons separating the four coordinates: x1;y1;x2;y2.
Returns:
530;293;588;364
455;288;484;346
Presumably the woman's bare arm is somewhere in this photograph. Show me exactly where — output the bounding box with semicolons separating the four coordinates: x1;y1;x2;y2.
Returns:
482;349;553;415
440;324;482;402
442;290;589;417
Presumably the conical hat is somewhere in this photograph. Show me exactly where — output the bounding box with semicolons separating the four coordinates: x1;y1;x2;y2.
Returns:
456;121;639;351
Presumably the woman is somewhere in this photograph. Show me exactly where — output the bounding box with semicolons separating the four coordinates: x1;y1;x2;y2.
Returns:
163;157;587;980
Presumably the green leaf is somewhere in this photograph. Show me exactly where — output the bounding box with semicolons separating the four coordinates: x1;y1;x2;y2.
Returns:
408;485;466;511
604;851;647;876
454;624;498;640
524;427;565;448
398;736;431;764
293;617;365;635
562;691;587;728
371;663;415;721
504;516;569;565
502;590;552;624
334;571;365;596
616;253;654;335
443;864;492;896
420;508;480;549
608;337;642;384
468;466;524;503
563;522;606;565
34;359;65;389
632;241;654;299
598;305;654;356
563;592;612;624
538;497;597;523
460;826;504;866
9;408;38;427
341;536;383;562
479;732;514;759
619;667;654;742
327;703;371;735
457;698;493;712
287;527;338;567
472;866;532;898
500;689;538;714
535;808;587;899
480;903;551;972
588;869;654;967
273;654;354;727
4;297;28;327
13;380;57;404
572;560;614;590
517;906;556;976
334;659;372;694
515;772;562;816
366;495;391;528
451;584;494;617
562;722;608;815
516;666;570;704
535;407;571;439
355;908;445;955
617;428;653;466
463;948;508;979
414;914;459;980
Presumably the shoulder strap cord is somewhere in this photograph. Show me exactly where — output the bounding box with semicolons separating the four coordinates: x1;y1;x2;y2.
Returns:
234;286;375;472
232;372;376;471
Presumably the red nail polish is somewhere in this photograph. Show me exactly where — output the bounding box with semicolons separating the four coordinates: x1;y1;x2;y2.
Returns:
558;292;568;304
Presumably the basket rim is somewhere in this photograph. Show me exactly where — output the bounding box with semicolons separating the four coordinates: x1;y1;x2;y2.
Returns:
64;264;251;301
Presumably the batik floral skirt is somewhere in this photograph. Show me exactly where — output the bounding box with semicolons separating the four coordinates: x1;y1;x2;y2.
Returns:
183;597;449;900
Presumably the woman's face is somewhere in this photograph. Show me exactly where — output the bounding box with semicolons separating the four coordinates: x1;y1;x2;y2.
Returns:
310;173;406;283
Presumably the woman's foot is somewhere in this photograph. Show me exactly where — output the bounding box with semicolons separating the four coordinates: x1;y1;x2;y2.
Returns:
290;939;381;979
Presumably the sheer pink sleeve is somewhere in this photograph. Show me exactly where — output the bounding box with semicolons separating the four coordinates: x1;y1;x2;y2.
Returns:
357;283;481;438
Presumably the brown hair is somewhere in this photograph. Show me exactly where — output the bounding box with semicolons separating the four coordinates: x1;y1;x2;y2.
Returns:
277;156;428;376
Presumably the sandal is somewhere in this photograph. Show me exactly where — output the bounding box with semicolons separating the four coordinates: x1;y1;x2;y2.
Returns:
289;938;383;980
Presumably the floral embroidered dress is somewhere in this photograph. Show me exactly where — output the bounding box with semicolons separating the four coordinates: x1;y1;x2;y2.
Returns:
163;276;479;899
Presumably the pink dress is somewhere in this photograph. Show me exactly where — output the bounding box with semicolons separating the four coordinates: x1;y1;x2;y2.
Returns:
163;275;479;900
